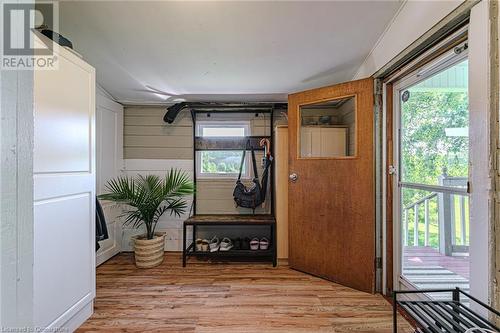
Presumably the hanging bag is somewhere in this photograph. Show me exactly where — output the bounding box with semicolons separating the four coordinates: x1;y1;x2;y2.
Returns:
233;143;263;211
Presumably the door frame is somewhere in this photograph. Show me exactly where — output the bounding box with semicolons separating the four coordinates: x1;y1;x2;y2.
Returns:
380;23;471;295
384;2;494;304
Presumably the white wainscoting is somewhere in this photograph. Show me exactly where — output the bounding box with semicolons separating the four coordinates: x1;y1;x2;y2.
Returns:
122;159;193;251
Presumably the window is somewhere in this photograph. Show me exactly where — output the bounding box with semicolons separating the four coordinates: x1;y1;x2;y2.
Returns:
196;122;250;178
299;96;356;158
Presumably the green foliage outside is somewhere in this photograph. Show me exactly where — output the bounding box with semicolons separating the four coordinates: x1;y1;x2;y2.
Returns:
401;66;469;249
201;151;245;174
401;90;468;186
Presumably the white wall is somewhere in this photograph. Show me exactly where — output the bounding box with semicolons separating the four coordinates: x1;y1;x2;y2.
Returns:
0;2;34;328
354;0;464;79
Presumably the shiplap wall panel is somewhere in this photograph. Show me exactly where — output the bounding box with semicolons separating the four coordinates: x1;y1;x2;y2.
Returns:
124;147;193;160
124;125;192;136
125;116;192;127
124;107;192;160
338;98;356;155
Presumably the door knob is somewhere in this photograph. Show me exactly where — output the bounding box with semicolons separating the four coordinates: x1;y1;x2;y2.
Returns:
289;173;298;182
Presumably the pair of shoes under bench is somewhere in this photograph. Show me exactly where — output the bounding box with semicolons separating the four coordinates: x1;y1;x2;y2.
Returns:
209;236;233;252
250;237;269;250
195;238;209;252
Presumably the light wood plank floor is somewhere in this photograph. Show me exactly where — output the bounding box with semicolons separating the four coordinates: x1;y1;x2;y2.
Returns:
77;253;412;332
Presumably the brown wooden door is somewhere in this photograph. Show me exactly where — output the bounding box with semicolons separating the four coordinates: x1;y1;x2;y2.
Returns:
288;78;375;293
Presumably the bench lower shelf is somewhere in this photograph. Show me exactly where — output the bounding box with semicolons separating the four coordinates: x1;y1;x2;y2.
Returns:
188;249;273;258
182;215;277;267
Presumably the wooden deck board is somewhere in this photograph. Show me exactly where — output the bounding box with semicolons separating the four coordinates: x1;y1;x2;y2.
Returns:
403;246;470;279
77;253;412;332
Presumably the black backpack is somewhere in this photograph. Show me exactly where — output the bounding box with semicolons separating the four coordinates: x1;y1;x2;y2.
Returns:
233;143;272;211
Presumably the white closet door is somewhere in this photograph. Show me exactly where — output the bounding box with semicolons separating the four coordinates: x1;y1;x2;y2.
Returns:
96;91;123;266
33;36;96;331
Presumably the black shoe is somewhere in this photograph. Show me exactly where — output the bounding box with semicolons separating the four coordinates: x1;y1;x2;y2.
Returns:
241;237;250;250
233;238;242;250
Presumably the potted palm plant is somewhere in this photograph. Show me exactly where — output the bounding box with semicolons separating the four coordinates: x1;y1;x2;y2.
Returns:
99;169;194;268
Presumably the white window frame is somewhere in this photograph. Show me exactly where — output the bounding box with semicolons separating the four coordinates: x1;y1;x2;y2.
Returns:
196;121;251;179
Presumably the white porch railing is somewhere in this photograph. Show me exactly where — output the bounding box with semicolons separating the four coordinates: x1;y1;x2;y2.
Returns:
402;171;469;256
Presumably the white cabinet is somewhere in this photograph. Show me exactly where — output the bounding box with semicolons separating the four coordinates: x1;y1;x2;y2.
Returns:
300;127;348;158
33;35;96;331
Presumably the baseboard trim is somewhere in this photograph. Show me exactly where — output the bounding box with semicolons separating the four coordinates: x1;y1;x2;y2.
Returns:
42;293;93;332
278;258;289;266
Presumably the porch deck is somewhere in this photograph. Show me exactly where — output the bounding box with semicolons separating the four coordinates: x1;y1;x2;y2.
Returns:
403;246;469;301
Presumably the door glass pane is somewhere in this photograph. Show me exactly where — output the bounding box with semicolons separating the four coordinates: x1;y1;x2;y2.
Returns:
299;96;356;158
399;59;470;302
400;60;469;187
401;187;470;301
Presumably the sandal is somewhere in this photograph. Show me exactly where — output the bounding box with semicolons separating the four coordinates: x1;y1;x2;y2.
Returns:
220;237;233;251
259;237;270;250
250;237;259;250
201;239;209;252
195;238;203;251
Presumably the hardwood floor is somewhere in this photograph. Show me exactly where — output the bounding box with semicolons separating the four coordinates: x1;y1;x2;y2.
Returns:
77;253;412;332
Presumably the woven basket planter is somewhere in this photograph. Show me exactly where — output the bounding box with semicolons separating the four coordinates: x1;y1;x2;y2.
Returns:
132;232;166;268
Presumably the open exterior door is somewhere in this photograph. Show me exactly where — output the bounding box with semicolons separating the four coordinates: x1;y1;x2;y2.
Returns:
288;78;375;293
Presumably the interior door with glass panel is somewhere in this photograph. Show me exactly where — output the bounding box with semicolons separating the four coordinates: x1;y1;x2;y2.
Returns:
288;78;375;293
394;51;469;298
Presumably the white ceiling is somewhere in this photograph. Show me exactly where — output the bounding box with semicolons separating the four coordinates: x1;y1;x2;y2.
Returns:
59;1;402;104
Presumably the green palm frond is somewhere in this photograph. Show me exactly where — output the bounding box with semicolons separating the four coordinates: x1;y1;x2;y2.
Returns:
98;169;195;239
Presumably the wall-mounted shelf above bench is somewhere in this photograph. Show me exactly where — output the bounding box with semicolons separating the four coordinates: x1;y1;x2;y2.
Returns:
195;136;271;151
182;214;277;267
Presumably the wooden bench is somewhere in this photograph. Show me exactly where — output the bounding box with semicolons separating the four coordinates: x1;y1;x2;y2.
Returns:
393;288;500;333
182;214;276;267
